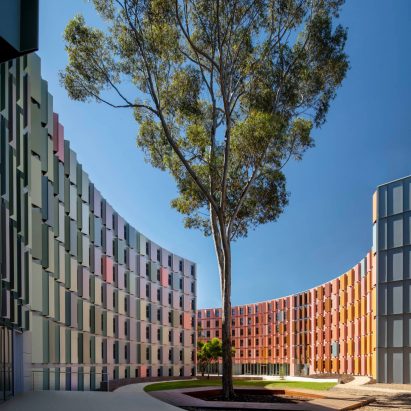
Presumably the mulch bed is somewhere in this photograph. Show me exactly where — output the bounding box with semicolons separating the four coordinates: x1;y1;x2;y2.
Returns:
207;392;308;403
187;389;312;404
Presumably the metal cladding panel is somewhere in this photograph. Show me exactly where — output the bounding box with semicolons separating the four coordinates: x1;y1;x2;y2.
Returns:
0;54;197;389
375;176;411;383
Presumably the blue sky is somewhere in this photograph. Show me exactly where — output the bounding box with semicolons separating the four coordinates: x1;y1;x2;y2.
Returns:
38;0;411;309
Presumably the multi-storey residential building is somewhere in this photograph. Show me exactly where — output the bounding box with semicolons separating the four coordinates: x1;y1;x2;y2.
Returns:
0;53;197;401
0;0;39;64
198;175;411;384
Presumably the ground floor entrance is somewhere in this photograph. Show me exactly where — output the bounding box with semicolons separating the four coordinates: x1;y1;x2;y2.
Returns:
0;326;13;402
241;363;290;376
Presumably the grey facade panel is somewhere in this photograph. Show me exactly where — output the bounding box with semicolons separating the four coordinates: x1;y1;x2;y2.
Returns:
376;176;411;383
0;55;197;391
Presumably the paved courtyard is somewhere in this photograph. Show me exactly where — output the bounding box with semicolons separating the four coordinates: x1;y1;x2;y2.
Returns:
0;383;181;411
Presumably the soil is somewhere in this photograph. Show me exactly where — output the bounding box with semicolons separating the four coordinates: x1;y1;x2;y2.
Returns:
206;392;308;403
187;389;312;404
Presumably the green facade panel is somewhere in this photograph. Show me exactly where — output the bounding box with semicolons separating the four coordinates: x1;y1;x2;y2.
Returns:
0;54;197;392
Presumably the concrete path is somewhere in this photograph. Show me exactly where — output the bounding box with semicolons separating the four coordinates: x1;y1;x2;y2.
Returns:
333;376;411;394
0;383;182;411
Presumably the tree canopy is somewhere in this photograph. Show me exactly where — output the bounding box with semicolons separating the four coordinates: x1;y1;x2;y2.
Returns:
61;0;349;399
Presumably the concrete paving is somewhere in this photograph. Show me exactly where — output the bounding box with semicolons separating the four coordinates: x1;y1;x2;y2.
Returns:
333;376;411;394
0;383;183;411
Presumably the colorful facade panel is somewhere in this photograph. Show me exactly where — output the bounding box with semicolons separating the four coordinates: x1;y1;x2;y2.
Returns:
0;54;197;392
198;254;377;378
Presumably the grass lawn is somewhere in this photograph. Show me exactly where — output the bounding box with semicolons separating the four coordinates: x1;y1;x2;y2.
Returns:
144;378;337;392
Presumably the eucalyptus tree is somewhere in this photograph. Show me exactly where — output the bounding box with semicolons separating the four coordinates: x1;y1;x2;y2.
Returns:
61;0;348;399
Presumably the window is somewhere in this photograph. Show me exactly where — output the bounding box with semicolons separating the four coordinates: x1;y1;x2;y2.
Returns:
113;318;116;334
179;296;183;308
240;328;244;336
112;214;116;230
179;278;183;290
231;329;235;336
168;292;172;305
146;304;151;320
157;348;161;360
168;312;172;323
146;347;150;360
146;326;150;339
179;314;183;325
240;340;243;347
216;320;219;327
113;266;116;283
169;349;173;361
168;273;172;286
113;292;116;309
179;260;183;271
124;297;128;313
206;320;210;328
146;241;150;255
179;350;183;361
168;255;172;267
113;343;117;360
216;330;219;337
191;265;195;276
146;262;150;276
157;328;161;341
180;332;183;343
124;225;127;240
125;321;128;336
157;249;161;261
256;350;259;357
124;249;127;264
168;330;172;342
206;310;211;318
215;309;219;317
157;309;161;321
157;289;161;302
157;269;161;281
125;345;128;360
146;283;150;298
124;274;128;289
191;282;195;293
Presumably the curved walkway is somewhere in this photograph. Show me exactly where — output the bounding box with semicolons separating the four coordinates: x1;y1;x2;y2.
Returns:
0;383;182;411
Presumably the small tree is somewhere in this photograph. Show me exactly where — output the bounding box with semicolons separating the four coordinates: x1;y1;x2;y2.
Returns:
197;341;210;377
61;0;349;399
207;338;223;377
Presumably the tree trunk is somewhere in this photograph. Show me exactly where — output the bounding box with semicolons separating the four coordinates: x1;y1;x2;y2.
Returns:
221;243;234;400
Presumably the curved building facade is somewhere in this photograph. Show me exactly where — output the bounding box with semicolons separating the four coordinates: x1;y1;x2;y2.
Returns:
0;54;197;395
198;175;411;384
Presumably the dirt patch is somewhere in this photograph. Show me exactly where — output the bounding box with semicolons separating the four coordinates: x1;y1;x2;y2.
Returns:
186;388;318;404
